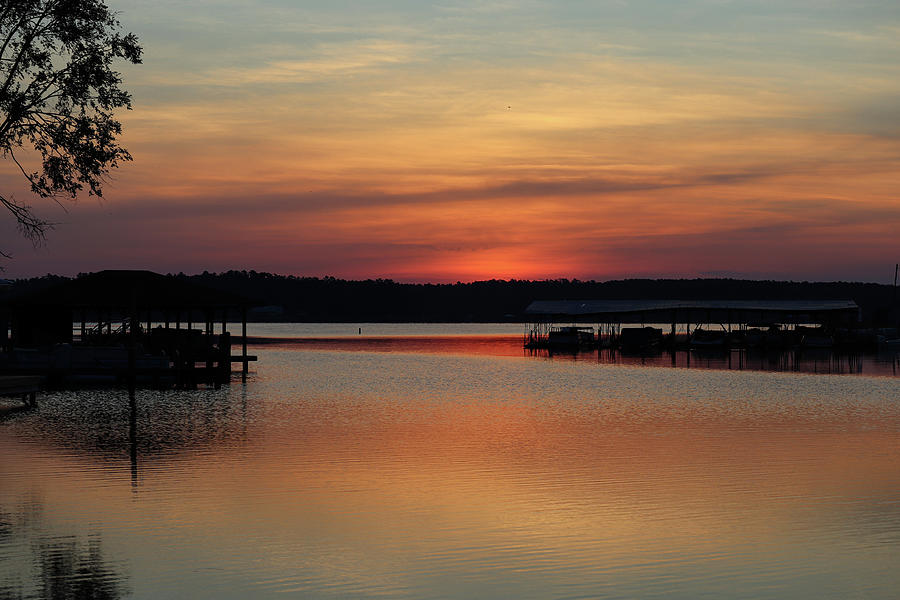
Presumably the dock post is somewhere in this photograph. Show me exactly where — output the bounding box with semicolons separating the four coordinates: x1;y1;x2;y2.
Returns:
219;331;231;387
1;310;8;354
241;307;248;382
128;313;137;398
129;389;138;489
9;306;15;351
205;309;214;388
221;309;229;385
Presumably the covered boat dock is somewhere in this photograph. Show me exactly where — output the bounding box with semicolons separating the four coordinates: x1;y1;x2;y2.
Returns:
0;270;257;388
524;299;861;349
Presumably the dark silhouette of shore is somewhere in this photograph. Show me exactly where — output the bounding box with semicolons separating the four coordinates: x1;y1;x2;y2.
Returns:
5;271;899;325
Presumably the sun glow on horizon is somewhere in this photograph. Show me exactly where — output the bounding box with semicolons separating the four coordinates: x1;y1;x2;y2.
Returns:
1;1;899;282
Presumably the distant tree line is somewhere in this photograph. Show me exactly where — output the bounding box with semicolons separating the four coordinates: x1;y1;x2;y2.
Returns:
8;271;896;324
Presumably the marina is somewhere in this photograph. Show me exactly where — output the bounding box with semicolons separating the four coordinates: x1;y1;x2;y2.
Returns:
522;299;895;352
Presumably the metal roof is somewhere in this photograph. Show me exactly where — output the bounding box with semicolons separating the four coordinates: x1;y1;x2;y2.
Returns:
526;299;859;316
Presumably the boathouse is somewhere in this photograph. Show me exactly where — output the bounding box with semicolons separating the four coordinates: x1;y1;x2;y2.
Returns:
526;299;861;325
0;270;257;387
525;299;861;347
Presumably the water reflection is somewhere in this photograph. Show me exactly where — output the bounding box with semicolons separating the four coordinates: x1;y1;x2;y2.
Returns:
580;346;896;376
250;334;527;357
256;334;900;377
129;392;137;491
34;535;127;600
1;340;899;598
0;502;129;600
1;385;252;599
4;385;253;467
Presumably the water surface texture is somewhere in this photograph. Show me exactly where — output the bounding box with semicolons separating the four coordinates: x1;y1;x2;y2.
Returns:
2;324;900;599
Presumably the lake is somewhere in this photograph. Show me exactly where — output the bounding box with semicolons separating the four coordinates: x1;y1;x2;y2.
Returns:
2;324;900;599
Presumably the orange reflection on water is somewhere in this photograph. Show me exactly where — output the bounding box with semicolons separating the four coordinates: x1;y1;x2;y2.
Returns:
2;347;900;598
253;334;900;377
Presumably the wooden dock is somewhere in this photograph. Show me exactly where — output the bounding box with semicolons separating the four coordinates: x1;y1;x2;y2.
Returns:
0;376;41;406
1;270;260;390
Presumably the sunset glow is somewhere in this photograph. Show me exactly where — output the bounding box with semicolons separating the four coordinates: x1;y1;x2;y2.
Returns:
2;1;899;281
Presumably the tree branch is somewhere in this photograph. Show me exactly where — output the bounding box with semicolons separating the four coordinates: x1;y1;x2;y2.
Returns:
0;10;49;99
0;193;51;243
1;0;140;255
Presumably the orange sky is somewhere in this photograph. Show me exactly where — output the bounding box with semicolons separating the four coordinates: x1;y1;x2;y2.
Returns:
2;1;899;282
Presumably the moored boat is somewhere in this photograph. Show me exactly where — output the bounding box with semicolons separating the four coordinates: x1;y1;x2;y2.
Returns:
690;328;728;349
547;326;595;348
618;327;663;352
797;326;834;348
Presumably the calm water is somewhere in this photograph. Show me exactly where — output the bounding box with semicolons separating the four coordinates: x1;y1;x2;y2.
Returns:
2;324;900;599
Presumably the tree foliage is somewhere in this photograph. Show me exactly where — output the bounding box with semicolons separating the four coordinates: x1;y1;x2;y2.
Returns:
8;271;897;324
0;0;141;256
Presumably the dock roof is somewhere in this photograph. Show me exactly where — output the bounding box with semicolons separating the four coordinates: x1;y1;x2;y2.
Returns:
525;299;860;324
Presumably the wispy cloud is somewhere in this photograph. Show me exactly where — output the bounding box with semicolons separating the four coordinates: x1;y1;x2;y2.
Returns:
815;25;900;46
6;0;900;281
200;39;427;86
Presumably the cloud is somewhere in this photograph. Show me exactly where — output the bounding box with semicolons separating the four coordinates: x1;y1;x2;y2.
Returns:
84;164;786;223
6;0;900;282
815;25;900;46
201;40;427;86
436;0;545;15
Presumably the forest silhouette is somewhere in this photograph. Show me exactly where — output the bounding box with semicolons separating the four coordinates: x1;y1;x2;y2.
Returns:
8;271;897;325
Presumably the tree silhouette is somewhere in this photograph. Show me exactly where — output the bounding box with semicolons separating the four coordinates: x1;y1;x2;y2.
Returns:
0;0;141;258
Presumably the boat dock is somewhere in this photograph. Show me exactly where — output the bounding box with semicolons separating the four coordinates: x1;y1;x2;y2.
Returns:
524;299;864;351
1;270;259;389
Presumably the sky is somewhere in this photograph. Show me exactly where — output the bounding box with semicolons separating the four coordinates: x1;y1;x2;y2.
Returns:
2;0;900;282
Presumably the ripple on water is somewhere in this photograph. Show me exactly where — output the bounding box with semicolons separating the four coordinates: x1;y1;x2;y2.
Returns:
1;345;899;599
